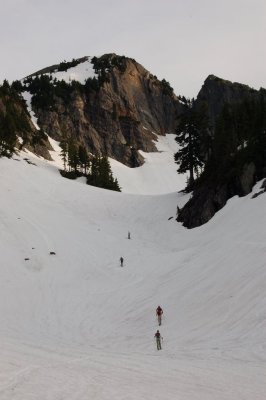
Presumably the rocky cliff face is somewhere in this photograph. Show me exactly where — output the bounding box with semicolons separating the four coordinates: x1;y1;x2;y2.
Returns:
0;83;52;159
195;74;259;128
178;77;266;228
27;55;182;166
177;162;257;228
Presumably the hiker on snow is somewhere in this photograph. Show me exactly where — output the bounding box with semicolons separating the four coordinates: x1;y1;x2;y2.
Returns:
120;257;124;267
156;305;163;326
154;330;162;350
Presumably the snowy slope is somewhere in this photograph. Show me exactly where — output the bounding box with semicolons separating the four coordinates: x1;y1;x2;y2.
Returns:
110;134;187;194
46;57;96;84
22;58;187;195
25;56;97;84
21;57;96;131
0;152;266;399
21;91;40;130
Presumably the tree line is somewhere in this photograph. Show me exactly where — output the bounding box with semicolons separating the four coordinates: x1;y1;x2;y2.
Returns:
0;80;32;157
60;136;121;191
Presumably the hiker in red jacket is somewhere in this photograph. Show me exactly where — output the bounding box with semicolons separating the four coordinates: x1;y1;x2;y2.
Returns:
156;305;163;326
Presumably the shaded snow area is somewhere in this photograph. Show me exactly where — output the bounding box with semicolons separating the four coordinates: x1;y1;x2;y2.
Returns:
47;137;65;170
0;153;266;400
47;58;96;84
110;134;187;194
21;91;40;130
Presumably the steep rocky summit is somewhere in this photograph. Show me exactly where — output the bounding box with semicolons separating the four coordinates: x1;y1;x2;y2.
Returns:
24;54;183;166
195;74;259;127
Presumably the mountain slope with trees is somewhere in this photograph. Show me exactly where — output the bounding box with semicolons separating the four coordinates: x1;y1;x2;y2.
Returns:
22;54;183;167
2;57;266;213
0;80;52;159
175;76;266;228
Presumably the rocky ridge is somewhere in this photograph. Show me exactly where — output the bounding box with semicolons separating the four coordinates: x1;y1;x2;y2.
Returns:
195;74;260;127
177;76;266;228
24;54;183;166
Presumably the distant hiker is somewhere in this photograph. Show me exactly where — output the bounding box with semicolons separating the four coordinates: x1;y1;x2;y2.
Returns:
128;231;131;239
156;305;163;326
120;257;124;267
154;330;162;350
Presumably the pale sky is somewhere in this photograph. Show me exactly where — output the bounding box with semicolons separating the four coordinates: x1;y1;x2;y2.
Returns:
1;0;265;98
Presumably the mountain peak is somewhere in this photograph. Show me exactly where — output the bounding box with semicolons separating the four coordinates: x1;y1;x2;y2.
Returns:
20;54;182;167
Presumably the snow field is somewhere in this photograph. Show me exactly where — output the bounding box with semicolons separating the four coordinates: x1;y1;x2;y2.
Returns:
0;151;266;399
48;58;97;84
110;134;188;194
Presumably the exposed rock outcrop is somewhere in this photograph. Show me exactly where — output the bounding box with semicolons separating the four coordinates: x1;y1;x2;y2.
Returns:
29;55;183;166
0;85;52;159
177;76;266;228
177;162;257;228
195;75;259;127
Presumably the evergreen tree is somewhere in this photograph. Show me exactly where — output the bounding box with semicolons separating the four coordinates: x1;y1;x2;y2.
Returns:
60;134;68;171
67;139;79;172
0;112;17;157
87;155;120;191
78;144;90;174
11;80;24;93
0;81;21;158
1;80;10;95
174;98;209;187
89;154;100;185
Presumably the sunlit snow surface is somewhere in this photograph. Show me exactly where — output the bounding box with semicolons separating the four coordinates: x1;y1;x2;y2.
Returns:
0;147;266;399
